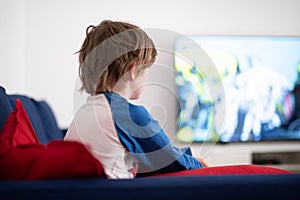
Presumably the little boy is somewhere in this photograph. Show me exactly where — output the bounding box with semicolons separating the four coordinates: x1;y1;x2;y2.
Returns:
65;20;208;179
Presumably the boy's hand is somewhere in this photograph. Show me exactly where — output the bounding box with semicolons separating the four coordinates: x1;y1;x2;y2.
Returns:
195;157;211;168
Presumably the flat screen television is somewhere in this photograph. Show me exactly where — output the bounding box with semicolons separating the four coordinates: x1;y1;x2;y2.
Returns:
174;35;300;143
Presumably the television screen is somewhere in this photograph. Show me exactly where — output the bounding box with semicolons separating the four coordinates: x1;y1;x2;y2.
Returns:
174;35;300;143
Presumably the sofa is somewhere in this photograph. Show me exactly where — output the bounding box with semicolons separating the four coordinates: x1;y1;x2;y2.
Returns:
0;85;299;200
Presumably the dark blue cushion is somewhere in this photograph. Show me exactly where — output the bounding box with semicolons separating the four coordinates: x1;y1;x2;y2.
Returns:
33;100;64;140
0;86;13;132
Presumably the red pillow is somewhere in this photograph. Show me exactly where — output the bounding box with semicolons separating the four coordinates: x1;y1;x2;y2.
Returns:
0;99;38;154
154;164;293;177
0;99;105;180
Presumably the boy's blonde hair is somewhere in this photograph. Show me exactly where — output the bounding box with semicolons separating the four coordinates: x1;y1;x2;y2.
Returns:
77;20;157;95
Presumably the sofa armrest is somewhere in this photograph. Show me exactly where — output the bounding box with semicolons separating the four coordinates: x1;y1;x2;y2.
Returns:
0;174;299;200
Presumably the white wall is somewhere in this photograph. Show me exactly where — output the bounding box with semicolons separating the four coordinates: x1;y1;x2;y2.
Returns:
1;0;300;166
0;0;25;91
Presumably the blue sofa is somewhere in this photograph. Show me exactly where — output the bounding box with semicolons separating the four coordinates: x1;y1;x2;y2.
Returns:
0;85;299;200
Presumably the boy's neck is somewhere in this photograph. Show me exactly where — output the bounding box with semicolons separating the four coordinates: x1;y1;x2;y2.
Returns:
112;82;131;100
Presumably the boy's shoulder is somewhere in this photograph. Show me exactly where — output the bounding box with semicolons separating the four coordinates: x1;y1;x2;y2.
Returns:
105;92;152;127
128;103;151;127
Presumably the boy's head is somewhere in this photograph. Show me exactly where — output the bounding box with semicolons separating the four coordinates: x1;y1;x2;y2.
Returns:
78;20;157;95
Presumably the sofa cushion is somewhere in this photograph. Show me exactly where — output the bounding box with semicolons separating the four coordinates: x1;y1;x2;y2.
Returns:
33;100;64;140
0;99;105;180
154;164;293;177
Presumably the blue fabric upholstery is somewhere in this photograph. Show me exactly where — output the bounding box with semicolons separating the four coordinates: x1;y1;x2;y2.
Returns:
0;86;64;144
0;86;13;131
0;174;299;200
33;100;64;140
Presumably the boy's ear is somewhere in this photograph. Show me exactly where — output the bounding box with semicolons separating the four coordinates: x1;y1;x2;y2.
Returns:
128;62;137;80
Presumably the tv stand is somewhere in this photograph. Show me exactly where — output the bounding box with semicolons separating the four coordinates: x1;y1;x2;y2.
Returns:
190;141;300;173
252;151;300;172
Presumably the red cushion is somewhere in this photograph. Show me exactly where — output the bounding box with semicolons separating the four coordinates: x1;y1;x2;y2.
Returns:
154;164;293;177
27;141;104;179
0;99;38;155
0;99;105;180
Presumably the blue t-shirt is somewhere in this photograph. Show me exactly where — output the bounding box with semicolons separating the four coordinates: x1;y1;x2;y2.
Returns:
105;92;203;175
